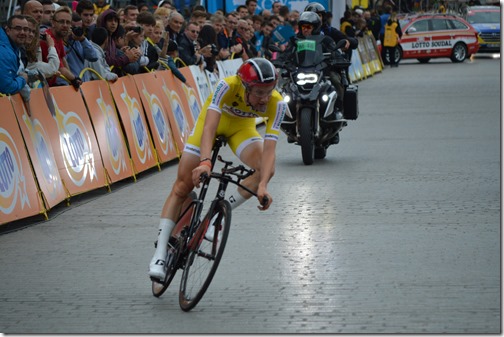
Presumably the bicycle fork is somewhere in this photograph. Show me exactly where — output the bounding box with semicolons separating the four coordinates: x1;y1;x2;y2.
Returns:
189;178;230;256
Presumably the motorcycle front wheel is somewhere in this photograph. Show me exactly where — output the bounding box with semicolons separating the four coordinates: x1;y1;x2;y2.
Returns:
299;107;315;165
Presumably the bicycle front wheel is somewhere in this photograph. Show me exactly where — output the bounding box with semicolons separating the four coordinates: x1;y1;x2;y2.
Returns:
179;200;231;311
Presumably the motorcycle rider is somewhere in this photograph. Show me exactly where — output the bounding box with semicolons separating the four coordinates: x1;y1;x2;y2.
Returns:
278;10;350;143
304;3;358;116
305;2;358;51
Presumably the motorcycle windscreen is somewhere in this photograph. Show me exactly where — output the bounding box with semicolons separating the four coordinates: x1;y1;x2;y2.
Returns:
295;36;325;67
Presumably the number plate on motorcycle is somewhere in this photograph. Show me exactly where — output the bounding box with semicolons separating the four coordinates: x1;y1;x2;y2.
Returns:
296;40;316;52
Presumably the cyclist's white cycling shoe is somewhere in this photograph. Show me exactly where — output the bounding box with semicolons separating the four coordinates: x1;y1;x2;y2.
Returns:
149;257;166;280
204;214;222;242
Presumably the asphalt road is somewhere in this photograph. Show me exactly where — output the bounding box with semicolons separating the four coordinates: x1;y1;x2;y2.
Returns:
0;56;500;334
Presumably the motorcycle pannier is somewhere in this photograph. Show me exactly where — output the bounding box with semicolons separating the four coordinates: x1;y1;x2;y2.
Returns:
343;84;359;120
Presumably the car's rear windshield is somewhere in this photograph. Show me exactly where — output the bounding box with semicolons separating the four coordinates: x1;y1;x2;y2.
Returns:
467;11;500;24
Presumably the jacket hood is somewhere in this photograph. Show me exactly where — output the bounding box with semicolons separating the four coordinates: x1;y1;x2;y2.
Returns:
97;8;118;28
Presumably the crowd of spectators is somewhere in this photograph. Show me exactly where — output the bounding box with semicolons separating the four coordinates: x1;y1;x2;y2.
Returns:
1;0;401;100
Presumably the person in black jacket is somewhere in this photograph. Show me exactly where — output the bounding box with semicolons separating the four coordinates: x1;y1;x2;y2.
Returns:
198;23;218;72
364;9;381;42
177;21;212;67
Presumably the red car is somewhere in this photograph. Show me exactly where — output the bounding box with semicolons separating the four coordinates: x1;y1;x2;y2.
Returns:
392;13;480;63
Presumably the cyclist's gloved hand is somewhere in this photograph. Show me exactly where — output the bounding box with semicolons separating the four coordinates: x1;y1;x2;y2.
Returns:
256;186;272;211
192;161;211;188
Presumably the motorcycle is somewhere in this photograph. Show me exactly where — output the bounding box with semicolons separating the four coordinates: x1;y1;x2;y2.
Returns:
273;37;359;165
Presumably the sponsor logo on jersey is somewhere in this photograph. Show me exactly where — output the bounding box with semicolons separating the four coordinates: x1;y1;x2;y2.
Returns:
222;104;259;118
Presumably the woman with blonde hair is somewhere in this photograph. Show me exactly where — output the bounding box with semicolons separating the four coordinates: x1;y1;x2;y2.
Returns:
116;8;125;25
154;6;171;30
24;15;59;83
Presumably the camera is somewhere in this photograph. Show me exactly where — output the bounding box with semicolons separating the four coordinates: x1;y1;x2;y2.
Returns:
72;26;84;37
132;26;142;33
210;44;219;56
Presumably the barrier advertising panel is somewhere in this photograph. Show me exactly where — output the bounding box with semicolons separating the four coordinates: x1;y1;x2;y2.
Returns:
10;93;67;211
0;96;44;224
80;81;134;184
133;72;179;164
216;59;243;80
205;70;220;91
156;70;194;148
185;65;211;106
364;34;384;73
179;66;203;124
357;36;372;78
48;85;108;196
109;76;158;174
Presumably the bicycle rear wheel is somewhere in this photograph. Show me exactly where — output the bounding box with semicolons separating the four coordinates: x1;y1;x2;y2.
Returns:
152;191;197;297
179;200;231;311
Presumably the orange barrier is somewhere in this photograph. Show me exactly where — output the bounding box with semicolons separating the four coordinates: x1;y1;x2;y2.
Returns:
80;80;135;184
133;72;179;164
0;96;45;224
156;70;195;147
48;85;108;196
179;67;203;124
109;75;159;174
10;94;67;212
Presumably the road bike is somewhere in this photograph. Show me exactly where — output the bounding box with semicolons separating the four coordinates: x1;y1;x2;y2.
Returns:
151;136;267;311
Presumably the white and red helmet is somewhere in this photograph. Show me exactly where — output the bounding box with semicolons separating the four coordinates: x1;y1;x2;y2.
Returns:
237;58;278;89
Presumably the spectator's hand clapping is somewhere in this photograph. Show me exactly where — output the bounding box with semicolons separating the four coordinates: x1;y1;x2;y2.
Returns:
132;46;142;58
218;48;230;60
200;44;212;58
230;44;242;54
45;34;55;48
123;46;141;62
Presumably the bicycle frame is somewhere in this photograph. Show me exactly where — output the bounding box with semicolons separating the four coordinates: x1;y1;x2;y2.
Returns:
177;136;258;262
153;135;267;309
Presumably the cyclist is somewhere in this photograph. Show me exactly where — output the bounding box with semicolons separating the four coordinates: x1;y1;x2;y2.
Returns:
148;58;287;281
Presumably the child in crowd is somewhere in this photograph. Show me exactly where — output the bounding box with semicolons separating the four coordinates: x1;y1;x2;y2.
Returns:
126;25;149;74
86;27;118;82
160;39;187;84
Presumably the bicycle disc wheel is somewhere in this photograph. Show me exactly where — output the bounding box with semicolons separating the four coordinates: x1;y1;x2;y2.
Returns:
179;200;231;311
152;191;197;297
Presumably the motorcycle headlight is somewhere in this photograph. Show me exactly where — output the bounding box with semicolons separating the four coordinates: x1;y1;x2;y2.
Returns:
295;73;318;85
283;95;291;103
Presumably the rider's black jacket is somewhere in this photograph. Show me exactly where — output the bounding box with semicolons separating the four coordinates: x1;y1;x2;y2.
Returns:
320;24;358;50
